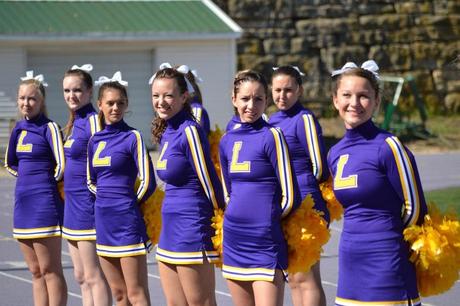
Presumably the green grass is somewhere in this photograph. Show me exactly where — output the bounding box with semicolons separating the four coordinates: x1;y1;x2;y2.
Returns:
425;187;460;215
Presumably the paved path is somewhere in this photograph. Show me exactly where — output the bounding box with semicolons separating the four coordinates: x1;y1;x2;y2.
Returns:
0;152;459;305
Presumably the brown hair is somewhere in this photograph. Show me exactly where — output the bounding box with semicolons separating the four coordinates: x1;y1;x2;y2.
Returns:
18;79;48;118
151;68;193;144
63;68;94;138
232;70;268;115
97;81;128;129
331;68;380;99
184;70;203;104
233;69;268;97
271;66;303;87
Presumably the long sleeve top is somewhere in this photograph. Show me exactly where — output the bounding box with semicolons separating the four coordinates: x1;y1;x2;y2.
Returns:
87;120;155;205
269;102;330;221
5;114;65;187
219;117;301;227
64;103;100;191
156;109;224;213
269;102;328;184
327;120;427;238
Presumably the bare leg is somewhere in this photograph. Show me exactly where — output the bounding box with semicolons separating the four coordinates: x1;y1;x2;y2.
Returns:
18;239;48;306
226;279;255;306
120;255;150;306
253;269;285;306
99;256;130;306
176;260;217;306
78;240;112;306
34;237;68;306
68;240;93;306
158;261;188;306
288;262;326;306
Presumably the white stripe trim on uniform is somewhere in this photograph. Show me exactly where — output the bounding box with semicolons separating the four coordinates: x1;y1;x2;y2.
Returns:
156;247;220;265
192;106;203;123
385;136;420;227
48;122;65;181
219;157;230;206
185;126;218;209
270;128;294;218
89;114;100;135
62;227;96;241
13;225;61;239
96;241;152;257
335;296;421;306
4;144;18;176
222;264;276;282
86;149;97;194
131;131;150;201
302;114;323;180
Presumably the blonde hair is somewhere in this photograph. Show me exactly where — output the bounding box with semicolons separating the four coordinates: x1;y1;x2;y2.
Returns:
18;79;48;118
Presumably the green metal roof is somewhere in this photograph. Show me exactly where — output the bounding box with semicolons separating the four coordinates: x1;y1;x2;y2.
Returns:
0;0;241;39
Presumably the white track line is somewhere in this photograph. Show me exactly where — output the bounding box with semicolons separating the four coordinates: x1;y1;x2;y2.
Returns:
214;289;232;297
0;271;82;299
329;225;342;232
322;280;337;288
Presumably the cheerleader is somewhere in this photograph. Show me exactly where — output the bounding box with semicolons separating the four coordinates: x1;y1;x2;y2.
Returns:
219;70;301;306
328;60;427;306
269;65;329;306
61;64;111;305
150;66;224;306
4;71;68;306
87;72;156;305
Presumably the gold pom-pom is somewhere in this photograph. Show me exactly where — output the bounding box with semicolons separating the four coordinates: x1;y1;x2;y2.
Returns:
403;203;460;297
140;188;164;245
282;195;330;274
57;180;65;201
319;177;343;222
134;178;163;245
208;125;223;181
211;208;224;268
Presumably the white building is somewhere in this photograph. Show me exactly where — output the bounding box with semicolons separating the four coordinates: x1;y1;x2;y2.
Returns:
0;0;242;149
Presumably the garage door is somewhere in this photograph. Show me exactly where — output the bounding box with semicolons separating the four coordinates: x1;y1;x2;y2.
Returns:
28;49;155;148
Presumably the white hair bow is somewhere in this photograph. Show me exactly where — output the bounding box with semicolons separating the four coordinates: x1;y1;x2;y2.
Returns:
20;70;48;87
148;62;195;94
191;69;204;83
95;71;128;86
71;64;93;72
272;66;305;76
176;65;195;94
176;64;190;74
159;62;173;70
331;60;380;79
148;62;173;85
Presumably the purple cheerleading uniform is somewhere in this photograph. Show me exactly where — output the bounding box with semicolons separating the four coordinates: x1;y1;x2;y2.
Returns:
4;114;65;239
219;117;301;281
87;120;156;257
225;115;241;132
62;103;101;241
191;97;210;135
269;101;330;223
155;109;224;265
226;113;268;132
327;120;427;306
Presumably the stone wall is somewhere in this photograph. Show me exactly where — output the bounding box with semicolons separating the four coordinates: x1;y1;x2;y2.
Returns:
214;0;460;115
